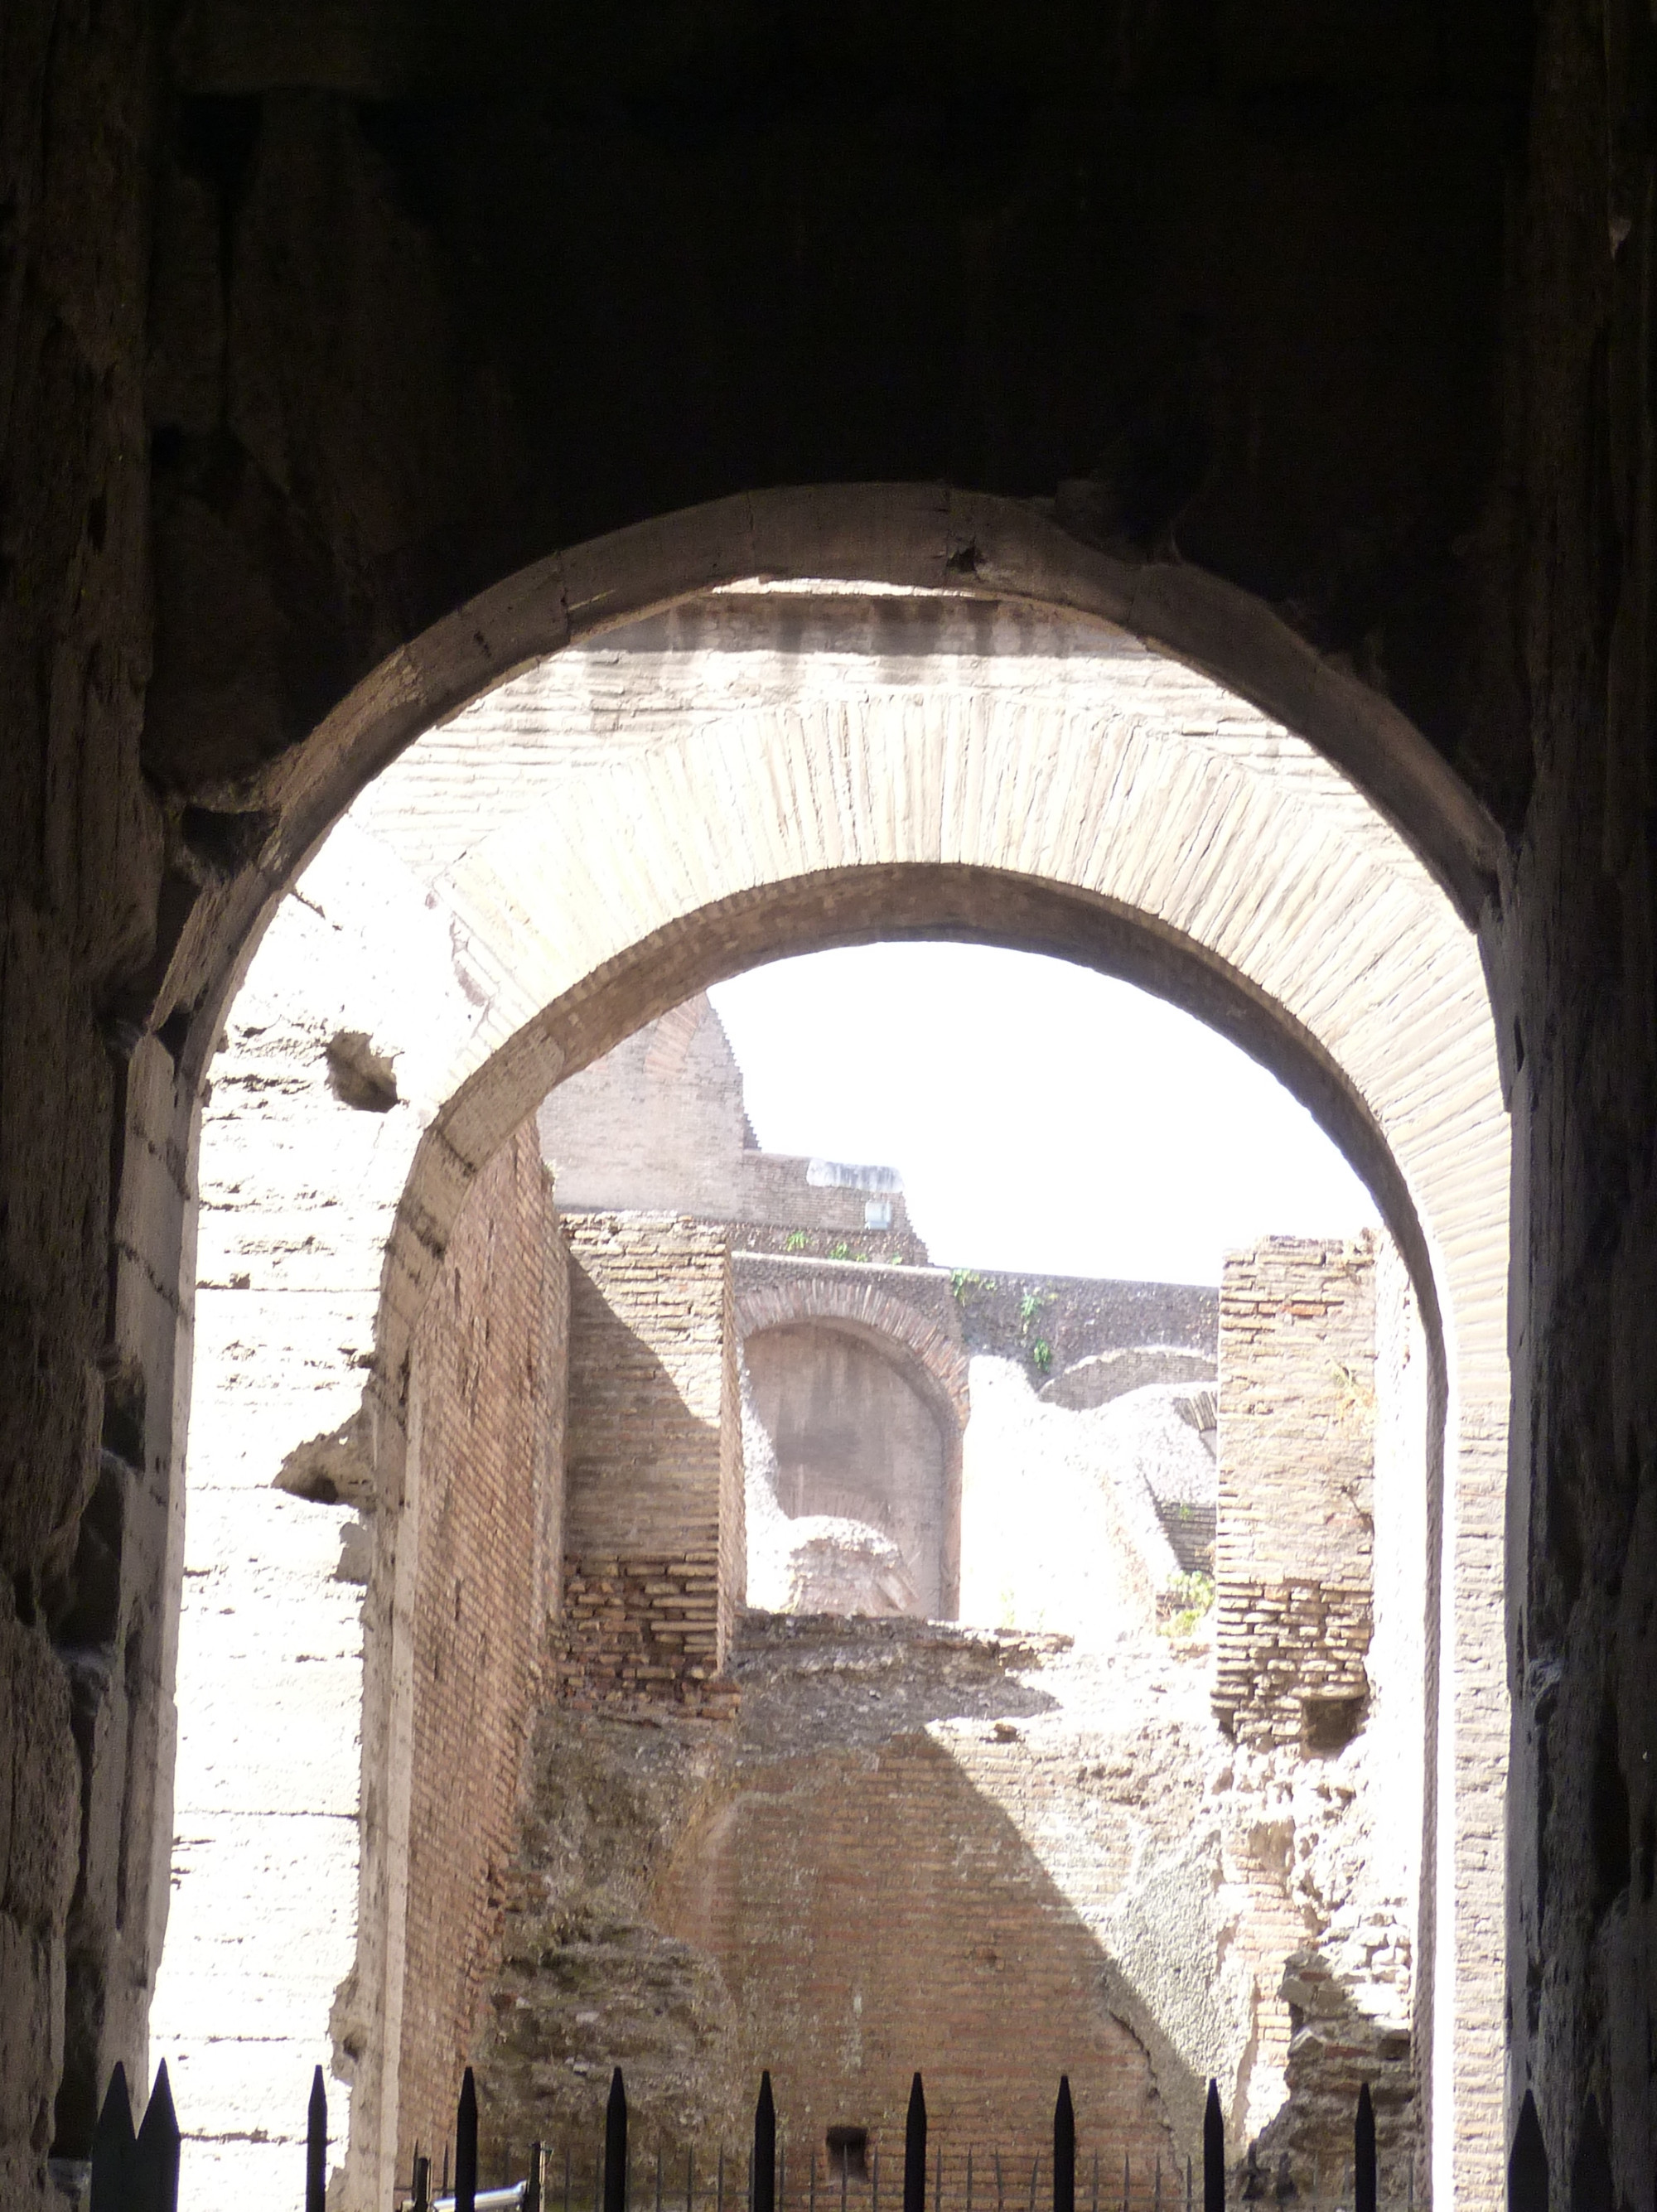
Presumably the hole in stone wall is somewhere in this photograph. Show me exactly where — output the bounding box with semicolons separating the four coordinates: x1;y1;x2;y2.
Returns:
326;1029;399;1112
99;1356;147;1470
1301;1694;1365;1752
826;2127;868;2181
47;1453;125;1647
180;804;279;881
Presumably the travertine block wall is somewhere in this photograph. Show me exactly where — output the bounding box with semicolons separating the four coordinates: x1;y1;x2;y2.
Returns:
561;1216;742;1712
394;1126;567;2181
1214;1238;1376;1749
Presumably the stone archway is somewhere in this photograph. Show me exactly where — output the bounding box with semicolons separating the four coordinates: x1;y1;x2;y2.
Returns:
155;490;1507;2211
734;1272;971;1437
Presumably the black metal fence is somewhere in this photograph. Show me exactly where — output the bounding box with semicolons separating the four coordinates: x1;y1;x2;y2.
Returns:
83;2060;1393;2212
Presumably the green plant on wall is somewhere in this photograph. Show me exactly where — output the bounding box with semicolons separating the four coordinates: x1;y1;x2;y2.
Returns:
1331;1357;1377;1422
829;1240;852;1260
1031;1338;1053;1371
1017;1286;1056;1338
784;1230;808;1253
950;1268;987;1304
1158;1570;1215;1638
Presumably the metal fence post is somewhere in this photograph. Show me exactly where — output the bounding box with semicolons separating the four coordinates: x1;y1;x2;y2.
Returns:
905;2076;928;2212
133;2060;181;2212
1052;2080;1074;2212
606;2071;630;2212
457;2068;479;2212
1202;2082;1224;2212
754;2075;777;2212
89;2062;136;2212
307;2065;327;2212
1355;2084;1376;2212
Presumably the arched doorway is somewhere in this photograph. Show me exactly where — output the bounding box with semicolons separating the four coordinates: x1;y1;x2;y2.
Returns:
153;490;1508;2210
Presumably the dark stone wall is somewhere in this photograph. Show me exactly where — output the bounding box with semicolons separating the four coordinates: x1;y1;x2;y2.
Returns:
1501;0;1657;2199
2;0;1655;2197
142;2;1523;832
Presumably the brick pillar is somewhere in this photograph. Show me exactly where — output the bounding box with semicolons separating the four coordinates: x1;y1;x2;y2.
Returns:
1214;1234;1376;1749
561;1214;742;1714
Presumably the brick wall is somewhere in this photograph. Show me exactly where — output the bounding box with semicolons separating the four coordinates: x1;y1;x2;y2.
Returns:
654;1725;1179;2175
470;1618;1190;2176
1212;1238;1376;1748
561;1215;742;1711
396;1125;568;2179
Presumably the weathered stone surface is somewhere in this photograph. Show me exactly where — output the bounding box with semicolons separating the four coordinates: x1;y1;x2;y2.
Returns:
7;9;1652;2187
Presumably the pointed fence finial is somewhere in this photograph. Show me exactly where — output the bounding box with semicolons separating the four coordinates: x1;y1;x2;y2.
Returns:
753;2072;777;2212
1203;2081;1224;2212
307;2065;328;2212
1354;2084;1376;2212
1052;2079;1075;2212
134;2060;181;2212
90;2063;137;2212
456;2067;479;2212
904;2074;928;2212
606;2069;630;2212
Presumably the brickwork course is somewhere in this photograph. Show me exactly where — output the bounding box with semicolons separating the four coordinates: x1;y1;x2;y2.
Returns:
1214;1238;1378;1750
562;1215;743;1710
391;1124;567;2185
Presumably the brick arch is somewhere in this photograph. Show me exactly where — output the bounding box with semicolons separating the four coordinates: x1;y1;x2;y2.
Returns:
167;489;1510;2211
734;1277;971;1437
185;485;1502;1083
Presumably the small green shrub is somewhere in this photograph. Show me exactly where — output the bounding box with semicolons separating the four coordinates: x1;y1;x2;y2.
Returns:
1031;1338;1053;1372
784;1230;808;1253
829;1240;852;1260
1158;1570;1215;1638
950;1268;987;1304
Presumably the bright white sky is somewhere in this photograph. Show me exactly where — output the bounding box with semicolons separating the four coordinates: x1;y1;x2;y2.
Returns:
710;943;1379;1286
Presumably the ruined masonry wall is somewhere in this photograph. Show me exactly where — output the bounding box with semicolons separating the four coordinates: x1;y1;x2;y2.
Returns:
395;1126;568;2185
561;1216;742;1712
1214;1239;1376;1748
539;997;926;1258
